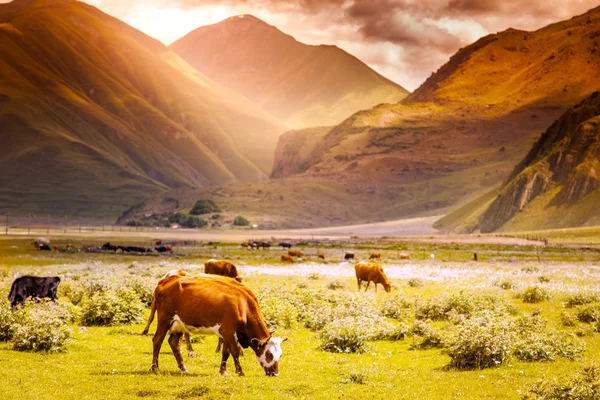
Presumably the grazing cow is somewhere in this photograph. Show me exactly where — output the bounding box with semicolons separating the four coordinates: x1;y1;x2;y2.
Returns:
473;252;478;262
317;251;325;260
370;252;381;260
39;244;51;251
8;276;61;308
204;259;242;282
429;253;435;260
101;242;118;252
124;246;146;253
32;237;50;248
279;242;292;249
241;242;249;249
155;245;173;253
355;262;391;293
281;254;294;263
344;252;355;260
149;274;287;376
399;252;410;260
288;250;303;257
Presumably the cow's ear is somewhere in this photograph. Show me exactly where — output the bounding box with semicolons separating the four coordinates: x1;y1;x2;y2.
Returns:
251;338;262;350
282;337;288;343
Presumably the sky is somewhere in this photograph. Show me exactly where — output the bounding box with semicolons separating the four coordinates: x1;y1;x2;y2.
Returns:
6;0;600;90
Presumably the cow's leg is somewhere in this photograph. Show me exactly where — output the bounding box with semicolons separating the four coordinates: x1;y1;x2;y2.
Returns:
151;321;169;373
215;337;223;353
168;332;188;372
185;333;197;358
224;336;244;376
356;278;362;290
365;281;370;292
220;348;231;376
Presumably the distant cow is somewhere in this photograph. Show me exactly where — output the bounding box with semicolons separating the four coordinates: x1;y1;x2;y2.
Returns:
205;259;242;282
149;274;287;376
317;251;325;260
288;250;303;257
101;242;118;252
399;252;410;260
369;252;381;260
39;244;51;251
241;242;249;249
279;242;292;249
281;254;294;263
32;237;50;248
355;262;391;293
155;245;173;253
8;276;61;308
344;252;355;260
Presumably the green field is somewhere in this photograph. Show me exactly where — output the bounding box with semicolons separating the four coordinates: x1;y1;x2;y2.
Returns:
1;235;600;399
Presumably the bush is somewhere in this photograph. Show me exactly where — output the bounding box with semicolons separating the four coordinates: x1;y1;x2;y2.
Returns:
12;302;71;352
189;199;221;215
416;293;513;321
125;218;146;227
513;332;584;362
327;281;345;290
182;216;207;228
381;295;413;320
496;280;516;290
564;291;600;308
408;278;424;288
233;215;250;226
80;288;144;326
0;300;18;341
255;289;297;330
520;286;551;304
538;276;550;283
308;273;320;280
560;311;578;327
410;320;447;349
124;277;155;306
446;312;512;369
521;363;600;400
320;316;371;353
576;303;600;323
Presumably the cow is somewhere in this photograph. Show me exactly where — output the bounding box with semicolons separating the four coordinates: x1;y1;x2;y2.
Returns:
288;250;303;257
399;252;410;260
344;252;355;260
204;259;242;282
279;242;292;249
370;252;381;260
317;251;325;260
39;244;51;251
101;242;118;252
155;245;173;253
355;262;391;293
8;276;61;308
125;246;146;253
281;254;294;263
473;252;478;262
241;242;249;249
32;237;50;248
149;274;287;376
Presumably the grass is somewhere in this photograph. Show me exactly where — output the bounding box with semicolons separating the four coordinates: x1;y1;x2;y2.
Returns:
2;234;600;399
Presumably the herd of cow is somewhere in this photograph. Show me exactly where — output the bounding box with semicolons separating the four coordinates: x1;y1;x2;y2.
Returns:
11;239;398;377
31;237;174;254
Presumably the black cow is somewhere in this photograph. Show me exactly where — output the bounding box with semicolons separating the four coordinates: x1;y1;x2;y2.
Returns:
8;276;61;308
101;242;118;252
279;242;292;249
155;246;172;253
39;244;51;251
344;252;355;260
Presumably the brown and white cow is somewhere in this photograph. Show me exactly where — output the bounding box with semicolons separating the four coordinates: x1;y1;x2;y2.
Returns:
150;274;287;376
355;261;391;293
204;259;242;282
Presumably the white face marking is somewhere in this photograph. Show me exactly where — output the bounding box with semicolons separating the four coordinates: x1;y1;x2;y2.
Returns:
170;315;222;337
256;337;284;367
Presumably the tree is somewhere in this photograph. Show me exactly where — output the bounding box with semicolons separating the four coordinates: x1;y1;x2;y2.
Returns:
233;216;249;226
189;200;221;215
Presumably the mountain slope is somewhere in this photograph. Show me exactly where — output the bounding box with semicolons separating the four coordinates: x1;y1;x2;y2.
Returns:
477;91;600;232
0;0;284;218
170;15;408;128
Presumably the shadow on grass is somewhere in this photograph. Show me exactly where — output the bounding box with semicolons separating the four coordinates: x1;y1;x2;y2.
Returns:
91;370;205;377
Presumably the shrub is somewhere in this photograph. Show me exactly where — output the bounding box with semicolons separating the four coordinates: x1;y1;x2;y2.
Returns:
381;295;413;320
564;291;599;308
416;293;513;321
124;277;155;306
189;199;221;215
538;276;550;283
521;266;539;273
0;300;18;341
520;286;551;304
514;332;584;362
521;363;600;400
384;322;411;341
560;311;578;327
320;317;371;353
308;273;320;280
233;216;249;226
12;302;71;352
182;216;207;228
410;320;447;349
446;312;512;369
408;278;424;288
497;280;516;290
576;303;600;323
327;281;345;290
80;288;144;326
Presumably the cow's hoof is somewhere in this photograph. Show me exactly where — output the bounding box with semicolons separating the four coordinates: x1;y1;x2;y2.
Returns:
151;366;159;374
188;352;198;358
179;365;188;373
220;371;229;377
141;330;148;336
237;372;245;377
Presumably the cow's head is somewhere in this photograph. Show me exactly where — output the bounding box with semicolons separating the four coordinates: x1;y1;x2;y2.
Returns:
251;336;287;376
383;282;392;293
235;276;242;283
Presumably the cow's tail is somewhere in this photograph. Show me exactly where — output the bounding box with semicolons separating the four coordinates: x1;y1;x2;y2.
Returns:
7;279;18;307
141;295;156;335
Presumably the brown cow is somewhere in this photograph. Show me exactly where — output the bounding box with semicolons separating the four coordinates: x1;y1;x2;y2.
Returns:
369;252;381;260
399;252;410;260
355;261;391;293
241;242;249;249
281;254;294;263
204;259;242;282
288;250;303;257
150;274;287;376
317;251;325;260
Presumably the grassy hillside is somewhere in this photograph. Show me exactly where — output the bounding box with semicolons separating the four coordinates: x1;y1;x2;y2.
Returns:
476;91;600;232
170;15;408;128
0;0;284;218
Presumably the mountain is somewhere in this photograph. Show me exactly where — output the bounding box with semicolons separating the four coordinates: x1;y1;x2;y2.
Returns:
0;0;284;218
475;91;600;232
170;15;408;128
118;6;600;228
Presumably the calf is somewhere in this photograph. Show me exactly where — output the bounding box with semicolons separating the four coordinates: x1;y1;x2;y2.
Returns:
369;252;381;260
150;274;287;376
281;254;294;263
355;262;391;293
8;276;61;308
204;259;242;282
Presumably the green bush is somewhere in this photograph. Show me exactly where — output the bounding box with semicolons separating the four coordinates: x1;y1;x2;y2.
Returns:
520;286;551;304
564;291;600;308
12;302;71;352
233;215;249;226
521;363;600;400
182;216;207;228
408;278;424;288
0;300;18;341
446;312;512;369
410;320;447;349
320;317;371;353
497;280;516;290
416;293;513;321
576;303;600;323
125;218;146;227
327;281;345;290
560;311;578;327
381;295;413;320
80;288;144;326
189;199;220;215
513;332;584;362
